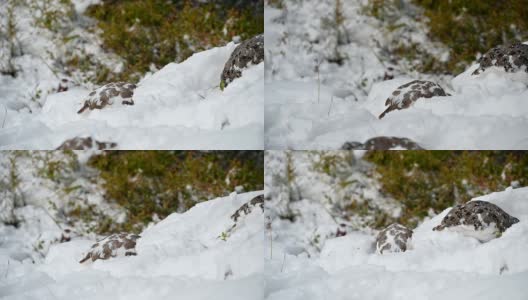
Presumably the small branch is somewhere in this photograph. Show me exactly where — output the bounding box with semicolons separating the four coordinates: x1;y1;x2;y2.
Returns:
328;96;334;117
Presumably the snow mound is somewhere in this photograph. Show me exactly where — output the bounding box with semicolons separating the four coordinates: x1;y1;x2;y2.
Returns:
1;43;264;149
0;191;264;299
264;0;528;150
266;63;528;149
266;187;528;300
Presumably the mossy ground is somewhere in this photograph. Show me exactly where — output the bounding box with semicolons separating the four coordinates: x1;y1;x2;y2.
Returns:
364;151;528;228
365;0;528;75
88;151;264;233
86;0;264;83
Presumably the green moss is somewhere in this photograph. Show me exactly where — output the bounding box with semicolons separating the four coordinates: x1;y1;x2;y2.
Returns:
365;0;528;75
86;0;264;83
88;151;264;232
364;151;528;227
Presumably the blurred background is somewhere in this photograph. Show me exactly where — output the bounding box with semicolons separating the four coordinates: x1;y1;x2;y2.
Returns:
265;150;528;255
265;0;528;96
0;151;263;261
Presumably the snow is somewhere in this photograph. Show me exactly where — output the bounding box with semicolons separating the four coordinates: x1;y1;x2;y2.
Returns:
0;191;264;300
265;186;528;300
265;1;528;149
1;42;264;149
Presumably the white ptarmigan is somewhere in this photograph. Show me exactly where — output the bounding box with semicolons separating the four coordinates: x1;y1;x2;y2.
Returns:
472;41;528;75
79;233;140;263
379;80;450;119
77;82;136;114
375;223;413;254
433;200;519;242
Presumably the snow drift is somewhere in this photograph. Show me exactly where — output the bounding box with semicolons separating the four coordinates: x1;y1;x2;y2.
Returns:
265;186;528;300
264;1;528;150
0;191;264;300
0;43;264;149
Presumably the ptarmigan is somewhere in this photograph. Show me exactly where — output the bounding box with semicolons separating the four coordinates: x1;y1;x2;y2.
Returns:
472;41;528;75
56;136;117;150
379;80;450;119
433;200;519;242
79;233;140;263
341;136;424;150
376;223;413;254
77;82;136;114
221;34;264;88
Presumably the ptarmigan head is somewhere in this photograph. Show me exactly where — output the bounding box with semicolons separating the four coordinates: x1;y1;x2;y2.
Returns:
376;223;413;254
378;80;450;119
472;41;528;75
221;34;264;88
433;200;519;242
77;82;136;114
79;233;140;263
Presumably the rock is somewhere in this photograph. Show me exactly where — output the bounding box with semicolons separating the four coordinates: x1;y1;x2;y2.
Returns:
77;82;136;114
433;200;520;242
341;136;424;150
472;41;528;75
379;80;450;119
56;137;117;150
221;34;264;88
376;223;413;254
79;233;140;263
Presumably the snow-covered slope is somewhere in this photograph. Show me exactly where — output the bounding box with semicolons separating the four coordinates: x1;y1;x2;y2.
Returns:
0;43;264;149
265;187;528;300
264;1;528;149
0;191;264;300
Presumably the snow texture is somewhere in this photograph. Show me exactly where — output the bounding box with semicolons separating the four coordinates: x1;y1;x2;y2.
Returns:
0;191;264;300
265;1;528;149
265;186;528;300
1;42;264;149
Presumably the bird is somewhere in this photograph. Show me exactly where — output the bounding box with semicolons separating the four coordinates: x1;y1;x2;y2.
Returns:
433;201;519;242
77;82;136;114
376;223;413;254
79;233;140;263
378;80;450;119
221;34;264;88
472;41;528;75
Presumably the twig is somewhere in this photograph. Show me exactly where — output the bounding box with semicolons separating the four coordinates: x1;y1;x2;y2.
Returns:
328;96;334;117
1;104;7;128
4;259;9;279
281;252;286;272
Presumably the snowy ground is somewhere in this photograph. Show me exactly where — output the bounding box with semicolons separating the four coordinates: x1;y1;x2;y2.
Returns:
1;43;263;149
0;191;264;300
0;1;263;149
264;1;528;149
265;185;528;300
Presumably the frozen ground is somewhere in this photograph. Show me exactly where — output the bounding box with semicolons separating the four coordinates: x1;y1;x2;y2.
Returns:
264;1;528;149
0;190;264;300
265;184;528;300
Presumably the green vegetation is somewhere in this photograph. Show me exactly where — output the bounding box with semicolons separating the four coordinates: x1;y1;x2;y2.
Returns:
86;0;264;83
364;151;528;227
365;0;528;74
88;151;264;233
